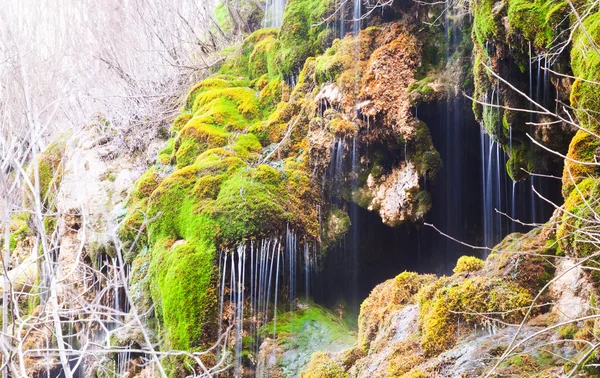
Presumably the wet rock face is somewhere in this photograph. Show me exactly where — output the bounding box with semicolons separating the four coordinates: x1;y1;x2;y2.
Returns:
305;21;441;228
256;304;356;378
364;161;421;226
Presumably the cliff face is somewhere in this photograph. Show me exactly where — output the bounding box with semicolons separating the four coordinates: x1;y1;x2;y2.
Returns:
119;0;448;367
114;0;600;375
10;0;600;376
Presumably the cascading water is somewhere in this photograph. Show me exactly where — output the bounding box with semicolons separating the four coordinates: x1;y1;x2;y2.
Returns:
263;0;286;28
352;0;361;36
215;233;316;376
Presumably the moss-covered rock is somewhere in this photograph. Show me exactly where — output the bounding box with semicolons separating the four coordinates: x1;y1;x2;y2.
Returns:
558;178;600;284
453;255;485;274
358;272;436;350
277;0;334;78
418;276;532;356
563;10;600;196
261;303;356;378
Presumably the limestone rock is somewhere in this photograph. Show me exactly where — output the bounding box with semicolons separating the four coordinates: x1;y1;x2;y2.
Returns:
365;161;420;226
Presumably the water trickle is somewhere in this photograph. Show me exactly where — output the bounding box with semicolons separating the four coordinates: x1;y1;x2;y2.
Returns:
481;130;505;249
304;241;310;302
263;0;286;28
338;0;346;38
352;0;362;36
286;226;297;308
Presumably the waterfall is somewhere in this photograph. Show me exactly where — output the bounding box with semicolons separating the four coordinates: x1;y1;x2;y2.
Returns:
286;226;297;308
214;233;317;375
349;136;359;307
263;0;286;28
338;0;346;38
352;0;361;36
329;137;345;202
304;242;310;302
481;131;506;249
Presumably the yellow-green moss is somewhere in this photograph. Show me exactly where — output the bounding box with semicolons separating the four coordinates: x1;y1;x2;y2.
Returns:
29;140;66;210
387;340;424;377
176;119;231;168
300;351;347;378
358;272;436;350
132;167;161;201
246;28;280;79
259;77;284;111
562;130;600;197
158;138;175;165
193;87;260;120
453;255;485;274
5;212;31;252
400;370;428;378
561;10;600;198
418;276;531;356
172;113;192;134
558;178;600;284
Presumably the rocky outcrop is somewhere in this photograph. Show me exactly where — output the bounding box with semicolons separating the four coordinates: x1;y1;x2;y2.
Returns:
363;162;421;226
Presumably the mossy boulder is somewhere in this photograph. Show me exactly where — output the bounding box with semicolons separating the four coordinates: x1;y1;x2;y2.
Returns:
358;272;436;350
563;11;600;197
262;304;356;378
417;276;532;356
453;255;485;274
558;178;600;284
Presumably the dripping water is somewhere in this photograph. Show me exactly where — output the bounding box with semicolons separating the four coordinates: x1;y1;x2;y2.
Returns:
352;0;361;36
263;0;286;28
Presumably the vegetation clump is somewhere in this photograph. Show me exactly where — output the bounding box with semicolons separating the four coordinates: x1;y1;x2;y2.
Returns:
300;351;347;378
558;178;600;284
453;255;485;273
417;276;532;356
358;272;436;350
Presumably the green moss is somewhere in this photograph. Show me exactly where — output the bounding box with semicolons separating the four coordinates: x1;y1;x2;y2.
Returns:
29;139;66;211
232;133;262;159
323;206;350;245
412;121;442;178
415;191;432;219
408;77;436;94
557;324;578;340
5;212;31;252
214;1;233;33
172;113;192;134
472;0;501;46
558;178;600;284
507;139;535;182
119;198;149;253
158;138;175;165
149;238;217;350
132;167;161;201
453;255;485;274
507;0;568;49
277;0;334;78
261;303;355;377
